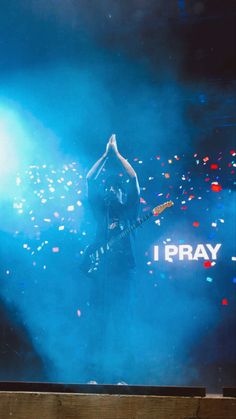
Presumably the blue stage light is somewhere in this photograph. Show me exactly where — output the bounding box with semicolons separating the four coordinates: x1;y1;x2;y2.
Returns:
0;108;20;176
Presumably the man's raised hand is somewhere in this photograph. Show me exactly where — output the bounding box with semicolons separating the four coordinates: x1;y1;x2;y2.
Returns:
110;134;119;154
105;135;112;155
105;134;118;156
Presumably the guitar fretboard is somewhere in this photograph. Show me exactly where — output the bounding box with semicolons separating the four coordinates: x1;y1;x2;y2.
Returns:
90;201;173;261
107;210;153;248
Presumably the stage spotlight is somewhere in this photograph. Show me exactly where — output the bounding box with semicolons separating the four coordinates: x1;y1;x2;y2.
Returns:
0;106;27;197
0;129;19;176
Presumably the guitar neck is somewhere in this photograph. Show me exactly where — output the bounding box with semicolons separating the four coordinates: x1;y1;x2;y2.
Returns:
107;210;153;247
95;201;173;255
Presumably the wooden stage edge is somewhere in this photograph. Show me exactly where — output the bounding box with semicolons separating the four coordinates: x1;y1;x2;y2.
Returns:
0;391;236;419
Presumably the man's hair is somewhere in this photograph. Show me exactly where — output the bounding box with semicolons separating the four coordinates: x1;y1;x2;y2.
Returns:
104;174;124;191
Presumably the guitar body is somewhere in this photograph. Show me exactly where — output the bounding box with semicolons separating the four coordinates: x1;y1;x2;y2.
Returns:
80;243;106;278
80;244;98;277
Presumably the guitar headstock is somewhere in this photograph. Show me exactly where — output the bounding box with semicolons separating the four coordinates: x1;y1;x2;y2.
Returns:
152;200;174;216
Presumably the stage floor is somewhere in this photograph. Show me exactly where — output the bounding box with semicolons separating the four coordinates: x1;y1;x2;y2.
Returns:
0;391;236;419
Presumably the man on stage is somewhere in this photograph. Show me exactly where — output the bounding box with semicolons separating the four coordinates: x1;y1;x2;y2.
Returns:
83;134;140;382
86;134;140;276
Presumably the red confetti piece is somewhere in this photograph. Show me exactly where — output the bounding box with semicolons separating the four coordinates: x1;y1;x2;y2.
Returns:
181;206;187;210
210;164;218;170
204;261;212;268
193;221;199;227
156;156;161;160
203;156;209;162
52;247;60;253
140;197;147;204
230;150;235;155
164;173;170;178
189;195;195;200
211;183;222;192
222;298;228;306
205;177;210;182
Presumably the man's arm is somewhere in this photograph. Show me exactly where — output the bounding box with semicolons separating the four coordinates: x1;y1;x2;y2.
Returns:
86;152;107;181
86;135;115;181
110;135;140;194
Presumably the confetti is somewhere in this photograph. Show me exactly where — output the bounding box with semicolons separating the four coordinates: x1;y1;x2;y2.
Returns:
211;183;222;192
16;176;21;186
9;148;234;287
204;261;212;268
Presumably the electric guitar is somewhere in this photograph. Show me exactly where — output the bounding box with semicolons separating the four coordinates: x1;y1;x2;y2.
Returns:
80;200;174;277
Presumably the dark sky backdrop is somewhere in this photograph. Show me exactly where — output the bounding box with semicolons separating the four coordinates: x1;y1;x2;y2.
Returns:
0;0;235;161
